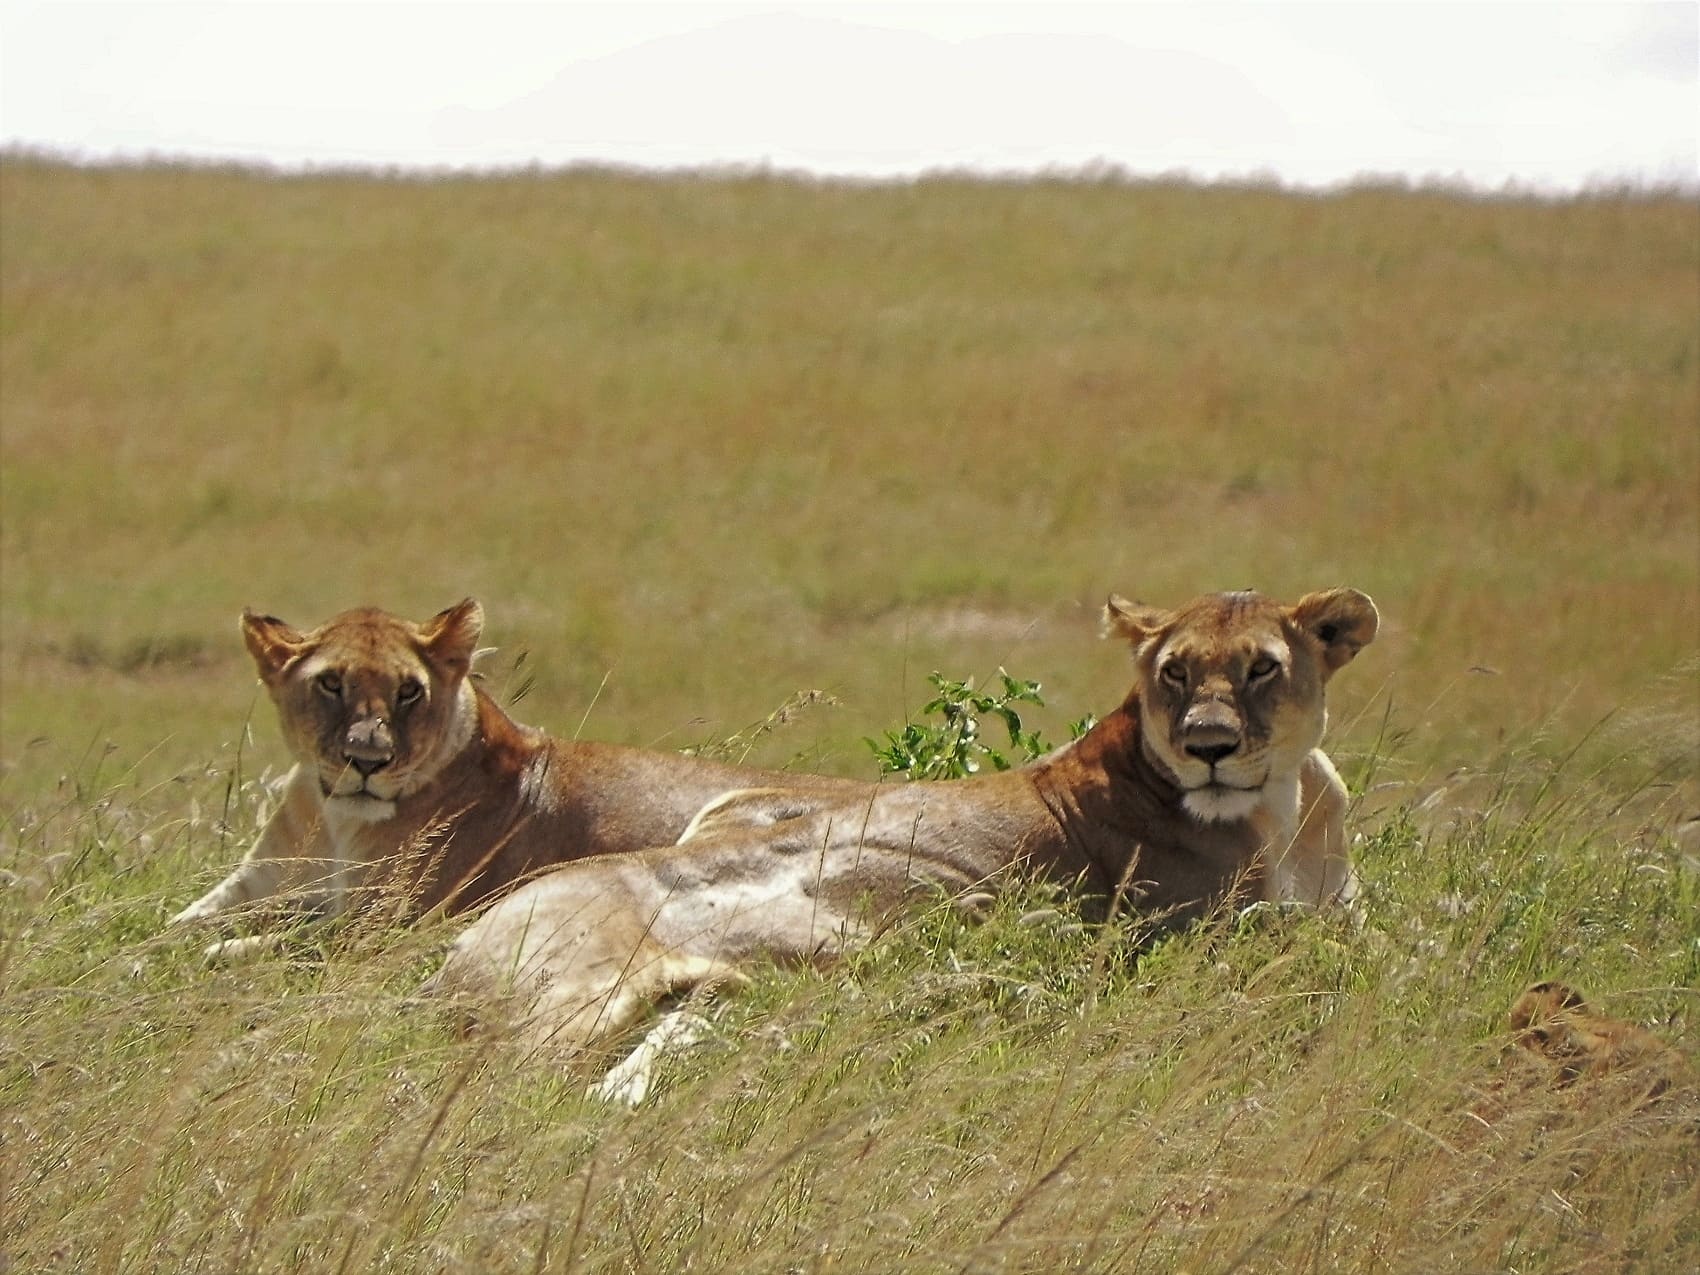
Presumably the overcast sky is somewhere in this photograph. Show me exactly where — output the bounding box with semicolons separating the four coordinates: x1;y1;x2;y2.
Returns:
0;2;1694;191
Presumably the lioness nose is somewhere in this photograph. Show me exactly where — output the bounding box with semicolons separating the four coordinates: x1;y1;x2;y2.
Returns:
344;718;394;769
1185;741;1238;765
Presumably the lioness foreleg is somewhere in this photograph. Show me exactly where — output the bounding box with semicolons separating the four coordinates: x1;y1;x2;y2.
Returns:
588;1009;714;1106
432;859;767;1104
1262;749;1358;908
168;765;337;926
198;931;292;965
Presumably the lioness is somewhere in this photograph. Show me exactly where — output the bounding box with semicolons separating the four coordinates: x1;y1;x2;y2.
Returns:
169;599;852;955
1461;981;1695;1134
1509;981;1691;1095
428;587;1378;1101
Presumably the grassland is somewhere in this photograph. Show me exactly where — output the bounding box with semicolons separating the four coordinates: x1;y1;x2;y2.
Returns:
1;157;1696;1272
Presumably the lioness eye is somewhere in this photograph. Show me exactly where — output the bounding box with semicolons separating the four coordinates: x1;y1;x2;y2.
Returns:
396;678;424;706
1248;657;1279;681
315;670;343;697
1160;661;1187;687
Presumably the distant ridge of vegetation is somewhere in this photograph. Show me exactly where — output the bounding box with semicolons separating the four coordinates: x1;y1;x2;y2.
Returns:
6;142;1697;199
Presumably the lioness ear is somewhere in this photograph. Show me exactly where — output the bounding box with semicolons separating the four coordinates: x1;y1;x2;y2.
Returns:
1102;594;1171;645
419;597;484;679
1289;588;1379;675
241;610;308;684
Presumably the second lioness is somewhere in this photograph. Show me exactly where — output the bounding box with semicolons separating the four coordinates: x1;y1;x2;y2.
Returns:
169;598;851;950
430;587;1378;1094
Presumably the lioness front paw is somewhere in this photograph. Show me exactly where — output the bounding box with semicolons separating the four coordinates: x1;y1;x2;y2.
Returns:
199;933;286;965
586;1011;712;1108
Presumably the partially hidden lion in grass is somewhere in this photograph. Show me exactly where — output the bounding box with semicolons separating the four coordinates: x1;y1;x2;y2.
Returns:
1508;981;1692;1098
168;599;852;958
427;587;1379;1102
1459;981;1696;1139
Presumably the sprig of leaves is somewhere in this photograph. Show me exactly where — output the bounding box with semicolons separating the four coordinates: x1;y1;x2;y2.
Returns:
869;669;1068;780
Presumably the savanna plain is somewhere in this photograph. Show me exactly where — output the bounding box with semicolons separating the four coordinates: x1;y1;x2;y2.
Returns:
1;157;1696;1273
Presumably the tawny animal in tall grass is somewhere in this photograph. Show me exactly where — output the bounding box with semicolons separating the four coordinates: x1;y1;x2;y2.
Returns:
428;587;1378;1102
168;599;852;958
1509;980;1692;1098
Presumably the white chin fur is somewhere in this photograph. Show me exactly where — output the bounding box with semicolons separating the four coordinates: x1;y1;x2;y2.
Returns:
324;793;397;823
1182;785;1264;823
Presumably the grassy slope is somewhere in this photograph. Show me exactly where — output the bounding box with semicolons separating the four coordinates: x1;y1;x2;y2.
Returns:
1;160;1696;1272
2;161;1696;787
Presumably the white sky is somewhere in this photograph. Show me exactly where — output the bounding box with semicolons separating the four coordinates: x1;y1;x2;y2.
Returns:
0;1;1694;191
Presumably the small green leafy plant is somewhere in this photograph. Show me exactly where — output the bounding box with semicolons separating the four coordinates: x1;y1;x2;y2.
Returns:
868;669;1094;780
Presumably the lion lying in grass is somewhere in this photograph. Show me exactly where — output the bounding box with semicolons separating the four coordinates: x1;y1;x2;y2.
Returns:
427;587;1379;1102
1507;980;1692;1100
1458;980;1695;1144
168;599;852;958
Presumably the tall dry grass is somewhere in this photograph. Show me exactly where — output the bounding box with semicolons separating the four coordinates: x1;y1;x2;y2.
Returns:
1;749;1695;1273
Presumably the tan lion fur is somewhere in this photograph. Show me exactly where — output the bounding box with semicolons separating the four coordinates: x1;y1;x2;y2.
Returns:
1507;980;1691;1097
1456;981;1696;1143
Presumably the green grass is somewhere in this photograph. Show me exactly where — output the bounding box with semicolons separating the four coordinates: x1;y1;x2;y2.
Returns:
1;157;1696;1271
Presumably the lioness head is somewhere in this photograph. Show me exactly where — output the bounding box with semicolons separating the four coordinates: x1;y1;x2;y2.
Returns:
241;599;485;818
1104;588;1378;823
